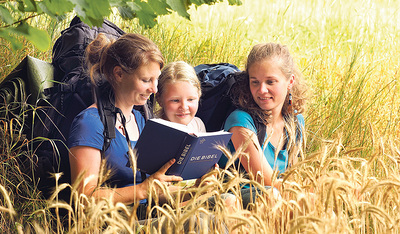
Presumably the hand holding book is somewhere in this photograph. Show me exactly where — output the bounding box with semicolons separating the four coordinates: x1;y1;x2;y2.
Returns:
134;118;232;180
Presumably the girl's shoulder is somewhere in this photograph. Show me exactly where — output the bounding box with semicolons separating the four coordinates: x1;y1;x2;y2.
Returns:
295;113;305;126
228;109;253;120
224;109;256;133
189;117;206;133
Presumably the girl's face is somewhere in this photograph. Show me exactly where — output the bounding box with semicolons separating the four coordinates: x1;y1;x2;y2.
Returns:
116;61;160;106
160;81;200;125
248;59;294;116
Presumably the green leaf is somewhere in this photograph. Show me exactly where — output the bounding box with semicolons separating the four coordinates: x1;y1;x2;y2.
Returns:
71;0;110;27
227;0;242;5
118;5;136;19
0;29;23;50
17;0;38;12
166;0;190;19
8;23;51;51
17;0;25;12
128;1;157;28
87;0;111;18
38;0;74;18
148;0;171;16
189;0;205;5
109;0;125;7
0;5;14;25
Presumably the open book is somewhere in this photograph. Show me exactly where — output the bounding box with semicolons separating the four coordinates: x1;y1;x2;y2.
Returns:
134;118;232;180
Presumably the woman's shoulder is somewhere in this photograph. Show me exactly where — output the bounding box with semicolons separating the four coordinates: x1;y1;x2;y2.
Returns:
68;107;104;149
73;107;102;125
76;106;99;116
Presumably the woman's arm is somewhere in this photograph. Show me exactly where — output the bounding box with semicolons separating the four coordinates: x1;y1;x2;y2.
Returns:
69;146;182;204
229;126;276;187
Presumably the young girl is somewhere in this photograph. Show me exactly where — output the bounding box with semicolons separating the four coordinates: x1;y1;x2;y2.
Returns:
221;43;308;208
155;61;206;133
155;61;239;210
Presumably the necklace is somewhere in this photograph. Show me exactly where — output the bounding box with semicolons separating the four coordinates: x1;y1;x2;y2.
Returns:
117;113;132;136
117;113;132;124
125;113;132;123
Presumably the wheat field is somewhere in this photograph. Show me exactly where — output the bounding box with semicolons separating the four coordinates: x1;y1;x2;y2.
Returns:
1;0;400;233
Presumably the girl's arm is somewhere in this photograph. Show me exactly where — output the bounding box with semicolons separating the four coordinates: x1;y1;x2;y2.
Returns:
229;126;276;187
69;146;182;204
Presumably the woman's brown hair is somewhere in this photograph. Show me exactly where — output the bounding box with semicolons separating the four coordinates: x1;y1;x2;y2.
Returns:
85;33;164;90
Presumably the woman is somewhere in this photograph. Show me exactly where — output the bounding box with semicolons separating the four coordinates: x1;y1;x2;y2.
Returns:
220;43;308;207
68;33;182;208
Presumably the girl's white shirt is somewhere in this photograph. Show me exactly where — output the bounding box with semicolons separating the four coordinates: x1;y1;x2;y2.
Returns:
186;117;206;133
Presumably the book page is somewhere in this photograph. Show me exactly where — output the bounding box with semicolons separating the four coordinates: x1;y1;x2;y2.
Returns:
149;118;191;133
194;130;232;137
150;118;231;137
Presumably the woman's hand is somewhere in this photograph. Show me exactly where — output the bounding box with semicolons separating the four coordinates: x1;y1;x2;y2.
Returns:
140;158;183;195
149;158;183;183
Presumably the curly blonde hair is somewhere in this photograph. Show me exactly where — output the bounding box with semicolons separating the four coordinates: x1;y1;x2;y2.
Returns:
231;42;308;124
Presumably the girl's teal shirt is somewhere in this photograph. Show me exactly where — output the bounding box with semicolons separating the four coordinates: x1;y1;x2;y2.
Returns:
218;109;304;176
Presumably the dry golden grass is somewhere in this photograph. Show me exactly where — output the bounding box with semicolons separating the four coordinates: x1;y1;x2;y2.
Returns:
1;0;400;233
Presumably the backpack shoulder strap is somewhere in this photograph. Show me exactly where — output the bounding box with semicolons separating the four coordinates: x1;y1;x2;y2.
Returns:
94;84;117;153
252;116;266;147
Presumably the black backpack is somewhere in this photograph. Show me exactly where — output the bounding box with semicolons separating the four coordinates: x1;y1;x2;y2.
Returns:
28;16;126;199
1;16;153;200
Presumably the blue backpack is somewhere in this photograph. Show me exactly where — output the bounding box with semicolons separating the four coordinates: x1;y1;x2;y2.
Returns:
194;63;240;132
195;63;267;147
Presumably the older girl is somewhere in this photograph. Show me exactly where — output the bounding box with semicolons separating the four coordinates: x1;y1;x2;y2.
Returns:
220;43;308;207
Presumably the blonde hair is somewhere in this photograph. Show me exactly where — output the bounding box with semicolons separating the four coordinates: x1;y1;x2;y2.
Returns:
155;61;201;118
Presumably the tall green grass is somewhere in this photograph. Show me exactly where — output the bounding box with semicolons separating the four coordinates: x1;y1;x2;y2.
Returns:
1;0;400;232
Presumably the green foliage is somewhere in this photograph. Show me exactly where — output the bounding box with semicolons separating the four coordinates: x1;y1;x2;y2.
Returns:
0;0;242;51
38;0;74;19
0;22;50;51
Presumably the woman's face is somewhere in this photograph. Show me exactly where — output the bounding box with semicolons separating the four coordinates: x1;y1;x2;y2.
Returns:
160;81;200;126
248;59;294;115
116;61;161;106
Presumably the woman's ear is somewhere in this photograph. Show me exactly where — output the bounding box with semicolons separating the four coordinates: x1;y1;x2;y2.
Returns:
113;66;123;83
288;74;295;90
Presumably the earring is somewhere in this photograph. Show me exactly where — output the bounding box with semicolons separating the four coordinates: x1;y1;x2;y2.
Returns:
288;92;292;105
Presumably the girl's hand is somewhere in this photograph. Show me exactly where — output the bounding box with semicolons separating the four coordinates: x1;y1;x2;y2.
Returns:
194;163;220;188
